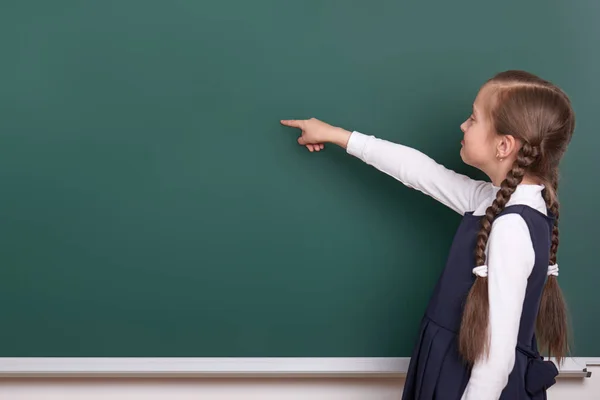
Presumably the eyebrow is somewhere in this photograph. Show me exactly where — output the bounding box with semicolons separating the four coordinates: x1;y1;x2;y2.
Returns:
472;105;478;116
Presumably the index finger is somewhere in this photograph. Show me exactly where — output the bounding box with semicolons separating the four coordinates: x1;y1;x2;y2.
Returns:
280;119;305;129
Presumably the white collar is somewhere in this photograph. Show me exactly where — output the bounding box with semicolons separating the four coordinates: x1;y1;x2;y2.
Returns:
491;183;545;192
473;183;547;216
492;184;545;205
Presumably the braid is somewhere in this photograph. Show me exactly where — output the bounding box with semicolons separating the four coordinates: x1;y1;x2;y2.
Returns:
542;177;560;264
459;142;540;364
537;169;568;363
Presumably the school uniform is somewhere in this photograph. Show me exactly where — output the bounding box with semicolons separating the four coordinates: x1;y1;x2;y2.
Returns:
346;131;559;400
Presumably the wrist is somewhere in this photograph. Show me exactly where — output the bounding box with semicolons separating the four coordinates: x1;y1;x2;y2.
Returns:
328;127;352;148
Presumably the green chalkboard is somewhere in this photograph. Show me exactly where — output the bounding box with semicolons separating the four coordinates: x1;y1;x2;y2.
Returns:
0;1;598;357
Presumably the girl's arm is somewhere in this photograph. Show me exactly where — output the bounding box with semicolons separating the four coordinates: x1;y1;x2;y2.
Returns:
280;118;491;215
345;130;490;215
461;214;535;400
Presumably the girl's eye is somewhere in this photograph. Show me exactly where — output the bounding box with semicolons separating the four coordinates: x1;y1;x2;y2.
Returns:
469;115;475;122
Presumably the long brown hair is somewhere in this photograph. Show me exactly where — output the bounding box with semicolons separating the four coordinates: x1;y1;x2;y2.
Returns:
458;70;575;365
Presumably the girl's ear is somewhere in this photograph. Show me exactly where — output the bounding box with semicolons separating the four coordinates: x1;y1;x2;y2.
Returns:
496;135;518;160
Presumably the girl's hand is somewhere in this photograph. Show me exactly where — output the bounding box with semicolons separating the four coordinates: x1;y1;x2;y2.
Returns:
280;118;352;152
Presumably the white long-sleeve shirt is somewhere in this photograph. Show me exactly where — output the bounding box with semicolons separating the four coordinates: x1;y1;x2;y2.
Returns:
346;131;547;400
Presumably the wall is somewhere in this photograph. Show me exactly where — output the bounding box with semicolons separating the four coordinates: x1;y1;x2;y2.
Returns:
0;369;598;400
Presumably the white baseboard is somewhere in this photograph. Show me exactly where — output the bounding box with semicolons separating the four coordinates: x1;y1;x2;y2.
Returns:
0;357;594;378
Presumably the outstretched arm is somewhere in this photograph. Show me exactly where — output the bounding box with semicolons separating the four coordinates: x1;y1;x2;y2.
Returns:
280;118;491;215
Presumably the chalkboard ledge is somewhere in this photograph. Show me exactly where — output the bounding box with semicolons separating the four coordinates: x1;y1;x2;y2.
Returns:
0;357;594;378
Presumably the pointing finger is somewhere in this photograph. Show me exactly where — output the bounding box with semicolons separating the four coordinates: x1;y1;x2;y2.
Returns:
280;119;305;129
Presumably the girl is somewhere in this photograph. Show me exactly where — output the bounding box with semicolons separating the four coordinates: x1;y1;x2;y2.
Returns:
280;70;575;400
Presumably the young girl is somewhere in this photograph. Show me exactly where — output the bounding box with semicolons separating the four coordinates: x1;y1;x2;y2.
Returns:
281;70;575;400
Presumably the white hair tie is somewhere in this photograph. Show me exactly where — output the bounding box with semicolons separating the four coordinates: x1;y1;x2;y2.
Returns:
473;265;558;278
472;265;488;278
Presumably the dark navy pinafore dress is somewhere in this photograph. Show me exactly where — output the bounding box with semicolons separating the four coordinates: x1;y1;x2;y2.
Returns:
402;205;559;400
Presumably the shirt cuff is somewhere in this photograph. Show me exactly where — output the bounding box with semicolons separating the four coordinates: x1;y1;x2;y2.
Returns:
346;131;370;158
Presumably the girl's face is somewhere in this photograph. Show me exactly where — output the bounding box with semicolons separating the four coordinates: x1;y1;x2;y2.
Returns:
460;85;499;171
